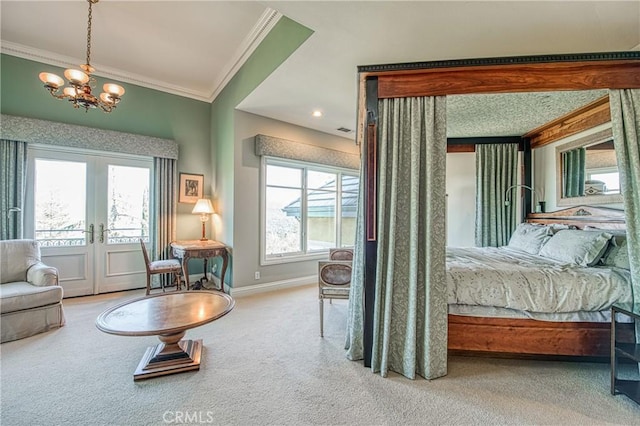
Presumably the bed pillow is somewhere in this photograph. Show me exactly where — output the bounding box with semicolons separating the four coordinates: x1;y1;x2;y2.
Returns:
538;229;612;266
584;227;630;270
602;233;630;270
507;223;553;254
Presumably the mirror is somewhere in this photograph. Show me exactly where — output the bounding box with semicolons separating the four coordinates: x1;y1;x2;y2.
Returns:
556;127;622;206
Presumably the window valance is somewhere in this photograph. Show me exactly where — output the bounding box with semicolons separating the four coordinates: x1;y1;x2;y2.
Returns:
1;114;178;160
255;134;359;170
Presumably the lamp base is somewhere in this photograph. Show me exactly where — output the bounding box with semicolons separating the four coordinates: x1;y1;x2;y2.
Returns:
200;222;207;241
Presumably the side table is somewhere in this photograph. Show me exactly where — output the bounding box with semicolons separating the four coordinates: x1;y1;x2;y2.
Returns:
611;303;640;405
170;240;229;293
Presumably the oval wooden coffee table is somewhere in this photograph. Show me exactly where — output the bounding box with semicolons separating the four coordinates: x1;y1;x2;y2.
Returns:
96;291;234;381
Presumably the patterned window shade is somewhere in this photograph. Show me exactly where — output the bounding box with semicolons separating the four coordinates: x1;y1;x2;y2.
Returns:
255;134;359;170
1;114;178;159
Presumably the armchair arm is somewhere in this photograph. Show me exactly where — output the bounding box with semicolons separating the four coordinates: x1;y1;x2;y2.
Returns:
27;262;59;286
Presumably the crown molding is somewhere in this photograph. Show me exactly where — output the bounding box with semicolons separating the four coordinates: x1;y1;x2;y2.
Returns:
207;8;283;103
1;8;283;104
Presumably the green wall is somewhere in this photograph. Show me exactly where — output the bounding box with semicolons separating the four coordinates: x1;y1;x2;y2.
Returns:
210;16;313;287
1;54;211;142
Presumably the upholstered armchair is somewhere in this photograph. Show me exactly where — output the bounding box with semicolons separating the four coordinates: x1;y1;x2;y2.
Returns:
0;239;65;343
318;248;353;337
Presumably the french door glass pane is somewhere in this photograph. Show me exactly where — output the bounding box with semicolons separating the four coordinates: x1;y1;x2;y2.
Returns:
265;187;302;256
341;175;359;246
107;165;150;244
34;159;86;247
307;189;336;251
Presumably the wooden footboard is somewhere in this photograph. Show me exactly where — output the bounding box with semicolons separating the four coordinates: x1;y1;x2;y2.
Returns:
448;315;635;358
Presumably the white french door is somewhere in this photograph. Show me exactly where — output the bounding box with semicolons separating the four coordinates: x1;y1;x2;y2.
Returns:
25;146;153;297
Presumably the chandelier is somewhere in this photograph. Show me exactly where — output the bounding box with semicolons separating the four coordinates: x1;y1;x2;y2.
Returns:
38;0;125;113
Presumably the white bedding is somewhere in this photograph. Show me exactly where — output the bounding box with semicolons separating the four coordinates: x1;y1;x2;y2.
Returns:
447;246;632;314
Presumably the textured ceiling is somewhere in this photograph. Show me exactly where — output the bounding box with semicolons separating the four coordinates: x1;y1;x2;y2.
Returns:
446;90;609;138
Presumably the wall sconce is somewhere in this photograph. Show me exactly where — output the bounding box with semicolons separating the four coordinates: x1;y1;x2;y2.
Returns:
504;184;545;212
192;199;214;241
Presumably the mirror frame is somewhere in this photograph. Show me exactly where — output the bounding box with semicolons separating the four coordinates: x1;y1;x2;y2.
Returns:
556;127;621;206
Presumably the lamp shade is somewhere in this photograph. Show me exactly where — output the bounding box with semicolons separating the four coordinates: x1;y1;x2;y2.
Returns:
64;68;90;85
192;199;214;215
39;72;64;88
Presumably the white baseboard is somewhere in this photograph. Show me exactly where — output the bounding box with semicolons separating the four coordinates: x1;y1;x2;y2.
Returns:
229;275;316;297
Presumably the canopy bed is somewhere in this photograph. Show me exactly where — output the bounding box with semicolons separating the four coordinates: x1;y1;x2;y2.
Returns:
347;52;640;379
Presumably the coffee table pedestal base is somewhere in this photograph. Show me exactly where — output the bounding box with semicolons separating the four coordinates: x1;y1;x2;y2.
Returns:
134;334;202;381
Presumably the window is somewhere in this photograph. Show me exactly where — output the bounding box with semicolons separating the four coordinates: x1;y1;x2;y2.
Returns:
261;158;359;264
586;167;620;194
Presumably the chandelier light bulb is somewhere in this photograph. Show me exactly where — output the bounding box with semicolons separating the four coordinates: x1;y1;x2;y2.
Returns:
103;83;125;98
100;92;115;104
64;87;80;97
39;72;64;88
64;68;90;85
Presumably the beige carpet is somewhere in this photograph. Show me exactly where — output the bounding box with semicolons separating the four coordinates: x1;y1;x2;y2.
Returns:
1;284;639;425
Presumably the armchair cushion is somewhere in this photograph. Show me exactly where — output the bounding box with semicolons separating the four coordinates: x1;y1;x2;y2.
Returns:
0;282;63;314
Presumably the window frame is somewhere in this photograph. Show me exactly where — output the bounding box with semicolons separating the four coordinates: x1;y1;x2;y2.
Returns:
260;156;358;265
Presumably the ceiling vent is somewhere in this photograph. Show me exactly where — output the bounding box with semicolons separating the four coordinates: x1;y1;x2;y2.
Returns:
337;127;352;133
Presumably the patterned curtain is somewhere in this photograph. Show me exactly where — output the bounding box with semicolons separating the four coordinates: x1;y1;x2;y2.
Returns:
562;147;586;197
153;157;178;260
475;143;518;247
609;89;640;347
345;146;366;361
371;96;448;380
0;140;27;240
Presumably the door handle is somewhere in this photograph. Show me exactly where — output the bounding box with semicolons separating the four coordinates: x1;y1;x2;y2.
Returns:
99;223;110;243
82;224;94;244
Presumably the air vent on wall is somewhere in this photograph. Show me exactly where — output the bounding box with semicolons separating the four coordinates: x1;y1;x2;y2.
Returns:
337;127;352;133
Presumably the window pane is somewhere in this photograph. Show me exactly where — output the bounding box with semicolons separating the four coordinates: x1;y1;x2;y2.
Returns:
341;175;359;247
267;165;302;188
308;170;336;190
307;189;336;251
35;159;86;247
266;187;302;256
588;171;620;193
107;165;150;244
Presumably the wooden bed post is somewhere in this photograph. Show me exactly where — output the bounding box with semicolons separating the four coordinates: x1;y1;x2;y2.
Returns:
363;76;378;367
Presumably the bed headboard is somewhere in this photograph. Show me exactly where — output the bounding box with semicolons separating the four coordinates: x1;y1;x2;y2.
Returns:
526;205;626;230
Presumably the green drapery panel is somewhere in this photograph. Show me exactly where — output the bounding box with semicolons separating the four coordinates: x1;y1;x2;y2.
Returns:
371;96;448;380
562;147;586;198
345;146;366;360
153;157;178;260
0;140;27;240
609;89;640;347
474;143;518;247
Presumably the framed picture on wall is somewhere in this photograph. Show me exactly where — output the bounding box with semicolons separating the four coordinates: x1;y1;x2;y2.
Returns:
179;173;204;203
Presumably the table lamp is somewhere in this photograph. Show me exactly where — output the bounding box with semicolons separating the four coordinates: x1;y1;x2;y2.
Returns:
192;198;214;241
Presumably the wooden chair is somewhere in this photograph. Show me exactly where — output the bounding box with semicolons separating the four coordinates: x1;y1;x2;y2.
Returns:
139;239;183;295
318;248;353;337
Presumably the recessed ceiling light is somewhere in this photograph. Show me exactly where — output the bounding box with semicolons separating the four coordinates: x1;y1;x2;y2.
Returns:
312;110;323;117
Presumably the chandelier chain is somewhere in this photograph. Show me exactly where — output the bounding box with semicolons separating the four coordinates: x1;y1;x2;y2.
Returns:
86;0;93;66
